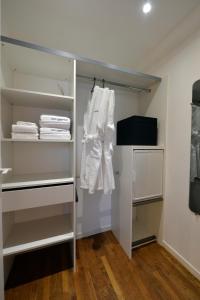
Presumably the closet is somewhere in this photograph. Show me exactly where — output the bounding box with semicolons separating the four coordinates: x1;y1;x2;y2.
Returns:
0;35;163;291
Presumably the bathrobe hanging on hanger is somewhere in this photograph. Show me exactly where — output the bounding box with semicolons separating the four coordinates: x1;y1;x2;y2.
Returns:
80;86;115;194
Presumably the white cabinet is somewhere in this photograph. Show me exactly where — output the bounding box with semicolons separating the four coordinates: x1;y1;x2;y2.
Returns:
112;146;164;258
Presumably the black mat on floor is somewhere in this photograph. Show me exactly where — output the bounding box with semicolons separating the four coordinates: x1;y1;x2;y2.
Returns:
5;242;73;289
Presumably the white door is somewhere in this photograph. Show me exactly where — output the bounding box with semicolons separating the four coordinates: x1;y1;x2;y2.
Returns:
133;150;163;203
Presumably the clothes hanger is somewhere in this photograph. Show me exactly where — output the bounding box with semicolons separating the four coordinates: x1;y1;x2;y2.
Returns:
91;77;96;93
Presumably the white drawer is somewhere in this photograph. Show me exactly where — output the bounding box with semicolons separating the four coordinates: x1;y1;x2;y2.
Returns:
2;184;74;212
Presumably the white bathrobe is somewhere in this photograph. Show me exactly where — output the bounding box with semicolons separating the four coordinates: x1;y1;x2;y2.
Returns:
80;86;115;194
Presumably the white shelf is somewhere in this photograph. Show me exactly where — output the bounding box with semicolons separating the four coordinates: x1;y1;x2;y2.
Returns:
2;172;74;190
1;138;73;143
1;88;74;110
3;215;74;256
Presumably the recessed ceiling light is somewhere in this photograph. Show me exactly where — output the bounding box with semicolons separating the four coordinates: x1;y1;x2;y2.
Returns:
143;2;152;14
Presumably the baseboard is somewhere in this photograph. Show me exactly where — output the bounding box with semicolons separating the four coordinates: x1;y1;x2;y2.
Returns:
76;226;111;240
162;240;200;280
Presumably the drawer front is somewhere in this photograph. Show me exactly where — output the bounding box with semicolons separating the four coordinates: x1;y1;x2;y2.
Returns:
133;150;163;202
2;184;74;212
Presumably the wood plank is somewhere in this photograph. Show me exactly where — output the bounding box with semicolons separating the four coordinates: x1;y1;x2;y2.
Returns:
97;232;148;299
101;255;124;299
77;237;118;299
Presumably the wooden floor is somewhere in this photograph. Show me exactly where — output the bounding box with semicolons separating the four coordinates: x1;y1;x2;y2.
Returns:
5;231;200;300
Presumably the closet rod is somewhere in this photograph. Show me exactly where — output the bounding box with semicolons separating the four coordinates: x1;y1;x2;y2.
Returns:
77;74;151;93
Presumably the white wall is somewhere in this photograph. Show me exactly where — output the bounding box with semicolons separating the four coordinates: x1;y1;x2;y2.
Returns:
139;78;168;146
143;29;200;279
76;80;139;237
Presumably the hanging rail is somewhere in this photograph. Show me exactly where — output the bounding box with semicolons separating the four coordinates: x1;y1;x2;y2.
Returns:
77;74;151;93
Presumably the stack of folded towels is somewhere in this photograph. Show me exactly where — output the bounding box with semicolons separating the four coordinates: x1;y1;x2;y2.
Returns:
39;115;71;140
12;121;38;140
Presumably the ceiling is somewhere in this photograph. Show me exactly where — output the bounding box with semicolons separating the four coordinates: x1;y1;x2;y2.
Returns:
2;0;200;71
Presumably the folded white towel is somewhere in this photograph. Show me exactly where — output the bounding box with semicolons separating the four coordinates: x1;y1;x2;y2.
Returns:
12;124;38;134
12;133;39;140
40;115;70;123
40;133;71;141
39;121;70;130
40;132;71;137
40;127;69;134
16;121;37;127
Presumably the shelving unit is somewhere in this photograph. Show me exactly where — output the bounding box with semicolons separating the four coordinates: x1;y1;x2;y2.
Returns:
3;215;74;256
1;39;76;281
